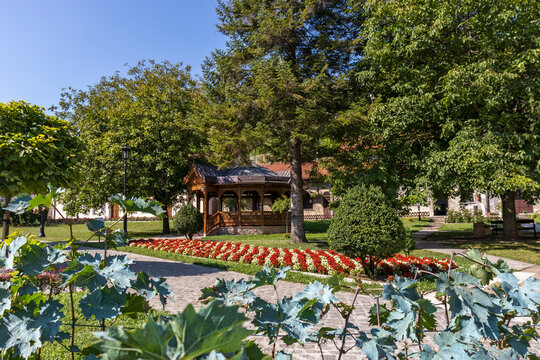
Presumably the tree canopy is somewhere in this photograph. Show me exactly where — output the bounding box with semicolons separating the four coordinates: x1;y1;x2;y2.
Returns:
327;0;540;240
0;101;82;239
200;0;359;243
58;60;206;234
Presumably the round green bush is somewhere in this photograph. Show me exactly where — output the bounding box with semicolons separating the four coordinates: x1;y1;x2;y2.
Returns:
327;185;410;278
173;204;203;239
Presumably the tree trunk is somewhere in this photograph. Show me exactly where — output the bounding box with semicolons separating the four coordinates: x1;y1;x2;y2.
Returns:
501;191;518;241
161;203;170;235
1;195;12;241
289;138;306;243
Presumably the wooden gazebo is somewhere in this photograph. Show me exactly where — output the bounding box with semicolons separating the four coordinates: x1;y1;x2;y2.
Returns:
184;164;291;236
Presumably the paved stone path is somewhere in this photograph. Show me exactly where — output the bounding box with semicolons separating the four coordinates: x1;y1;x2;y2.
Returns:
86;247;374;359
84;246;540;358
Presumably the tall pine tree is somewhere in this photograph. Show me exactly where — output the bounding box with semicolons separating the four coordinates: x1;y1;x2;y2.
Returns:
200;0;359;242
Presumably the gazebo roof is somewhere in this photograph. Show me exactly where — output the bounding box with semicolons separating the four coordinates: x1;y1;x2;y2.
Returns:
187;164;290;185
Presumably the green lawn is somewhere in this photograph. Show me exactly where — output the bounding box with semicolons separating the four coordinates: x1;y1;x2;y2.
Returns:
204;218;430;248
41;291;168;360
10;218;430;245
438;223;474;232
427;222;539;265
10;221;165;243
402;218;431;232
438;239;540;265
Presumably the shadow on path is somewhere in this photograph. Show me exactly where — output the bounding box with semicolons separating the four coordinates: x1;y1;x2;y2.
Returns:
128;260;224;277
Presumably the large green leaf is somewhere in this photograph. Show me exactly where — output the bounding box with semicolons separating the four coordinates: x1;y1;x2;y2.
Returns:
15;243;66;276
88;317;174;360
79;287;127;320
253;266;288;287
0;236;27;269
0;282;11;316
2;195;32;215
0;300;66;359
87;301;253;360
121;293;150;319
200;277;257;307
170;301;253;359
109;195;165;217
26;186;63;210
63;253;136;292
131;272;173;309
86;218;106;237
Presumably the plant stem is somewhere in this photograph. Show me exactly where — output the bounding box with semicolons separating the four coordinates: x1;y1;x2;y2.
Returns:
376;296;381;327
317;341;326;360
69;283;76;360
448;253;455;279
337;286;360;360
103;229;111;267
443;295;449;326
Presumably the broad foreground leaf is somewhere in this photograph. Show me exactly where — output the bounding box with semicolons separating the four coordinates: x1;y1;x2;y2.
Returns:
86;301;257;360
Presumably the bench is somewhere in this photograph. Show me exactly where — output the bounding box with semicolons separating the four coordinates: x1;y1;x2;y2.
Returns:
490;219;537;239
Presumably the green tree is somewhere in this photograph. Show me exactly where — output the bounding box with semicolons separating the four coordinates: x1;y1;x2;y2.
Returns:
57;60;206;234
0;101;82;239
199;0;359;243
173;204;204;239
327;185;409;278
337;0;539;240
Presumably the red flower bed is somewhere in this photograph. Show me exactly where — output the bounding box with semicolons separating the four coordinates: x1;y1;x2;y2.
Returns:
129;238;455;278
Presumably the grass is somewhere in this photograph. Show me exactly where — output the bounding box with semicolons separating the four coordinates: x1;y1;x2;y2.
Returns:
427;222;540;265
10;221;165;243
11;218;430;246
438;239;540;265
402;218;431;232
204;218;430;249
438;223;474;233
41;291;168;360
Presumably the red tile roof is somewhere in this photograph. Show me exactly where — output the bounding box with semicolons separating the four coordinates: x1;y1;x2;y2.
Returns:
258;162;328;179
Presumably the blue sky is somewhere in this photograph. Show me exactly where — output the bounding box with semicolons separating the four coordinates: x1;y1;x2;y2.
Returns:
0;1;226;110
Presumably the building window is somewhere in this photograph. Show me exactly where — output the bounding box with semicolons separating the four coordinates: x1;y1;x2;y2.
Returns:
303;193;313;210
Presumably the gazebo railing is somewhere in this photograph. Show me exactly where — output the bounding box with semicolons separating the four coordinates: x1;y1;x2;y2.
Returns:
206;211;288;234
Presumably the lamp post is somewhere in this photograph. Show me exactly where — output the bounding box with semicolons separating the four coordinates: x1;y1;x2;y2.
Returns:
121;145;130;233
38;206;46;237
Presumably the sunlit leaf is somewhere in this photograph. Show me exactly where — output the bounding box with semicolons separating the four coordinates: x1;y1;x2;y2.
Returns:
109;195;165;217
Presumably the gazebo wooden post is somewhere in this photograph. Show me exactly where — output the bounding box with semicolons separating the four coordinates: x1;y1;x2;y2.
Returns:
217;191;222;212
202;190;208;236
258;188;265;228
236;189;242;228
217;190;222;228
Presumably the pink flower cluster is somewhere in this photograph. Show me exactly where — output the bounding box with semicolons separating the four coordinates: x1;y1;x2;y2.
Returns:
129;238;454;278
